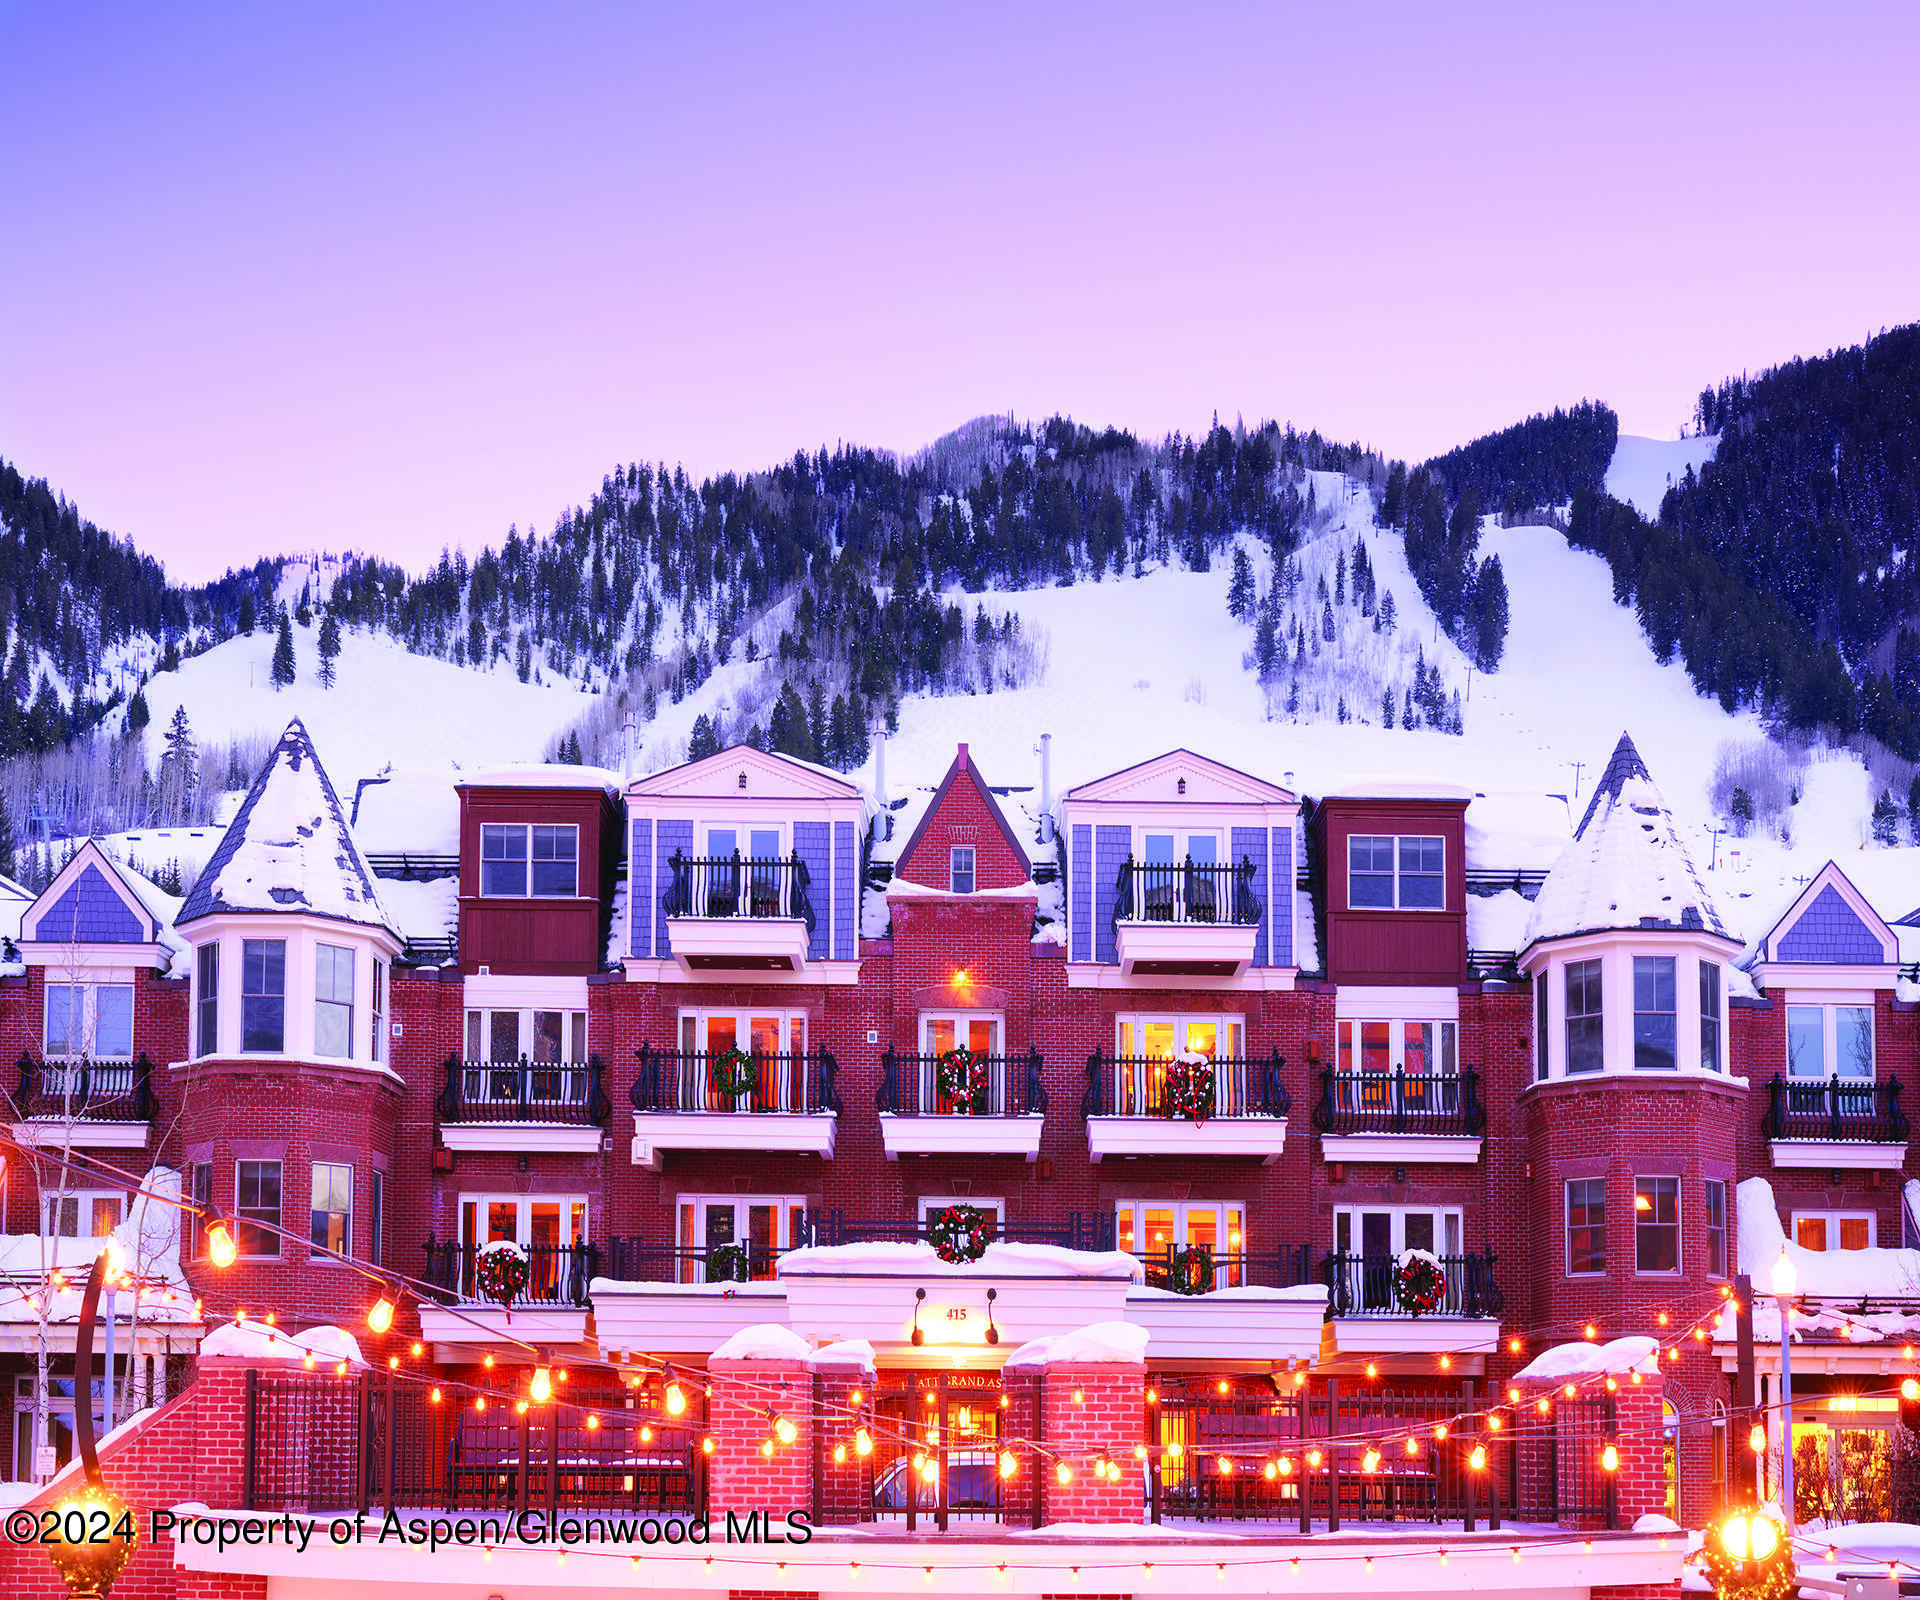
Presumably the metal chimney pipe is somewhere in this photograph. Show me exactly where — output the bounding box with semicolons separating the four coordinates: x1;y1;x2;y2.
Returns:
872;725;889;839
622;710;638;779
1037;732;1053;842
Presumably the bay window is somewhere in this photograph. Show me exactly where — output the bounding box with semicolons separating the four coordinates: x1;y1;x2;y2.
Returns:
1633;1176;1680;1274
236;1159;282;1257
1565;960;1603;1075
1566;1178;1606;1276
196;945;218;1057
241;940;286;1053
1633;956;1677;1071
310;1162;352;1257
314;944;355;1059
1699;962;1722;1073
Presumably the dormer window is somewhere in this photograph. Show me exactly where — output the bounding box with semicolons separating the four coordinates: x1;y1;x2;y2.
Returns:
481;824;579;897
45;982;133;1060
950;846;976;894
1347;835;1444;910
242;939;287;1052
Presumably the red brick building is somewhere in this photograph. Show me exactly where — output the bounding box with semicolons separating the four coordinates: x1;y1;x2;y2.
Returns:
1;719;1911;1557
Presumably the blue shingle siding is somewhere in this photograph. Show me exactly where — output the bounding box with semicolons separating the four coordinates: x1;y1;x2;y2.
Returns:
1778;883;1886;963
1232;826;1267;967
833;820;857;960
36;864;145;944
1270;825;1294;967
1071;824;1093;962
1093;826;1130;965
655;819;692;959
795;821;831;961
629;818;653;958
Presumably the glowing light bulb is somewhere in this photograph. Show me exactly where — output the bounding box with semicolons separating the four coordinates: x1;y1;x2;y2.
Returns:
367;1296;395;1334
207;1222;238;1268
1601;1444;1619;1472
530;1368;553;1404
999;1451;1016;1479
666;1382;687;1416
1056;1462;1072;1485
775;1416;797;1445
856;1429;873;1457
1469;1446;1487;1470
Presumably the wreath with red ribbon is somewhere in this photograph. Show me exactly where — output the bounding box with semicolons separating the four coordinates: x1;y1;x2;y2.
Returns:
707;1243;750;1284
1167;1243;1215;1296
930;1202;992;1264
1393;1250;1449;1316
1164;1053;1215;1124
936;1047;989;1115
476;1241;529;1318
711;1045;757;1098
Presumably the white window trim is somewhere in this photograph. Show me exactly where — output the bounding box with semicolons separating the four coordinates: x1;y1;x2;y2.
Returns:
698;822;790;859
1113;1014;1246;1057
1132;826;1226;861
43;1188;126;1238
1791;1209;1876;1251
678;1009;808;1055
464;1006;590;1063
42;980;136;1061
1786;999;1876;1080
1565;1177;1607;1279
948;845;976;894
1346;833;1447;912
1335;1019;1458;1074
677;1194;806;1252
1115;1200;1247;1256
919;1196;1004;1223
479;822;582;899
920;1011;1005;1054
235;1158;284;1259
314;943;356;1062
1333;1204;1463;1258
458;1193;592;1246
1632;1175;1682;1278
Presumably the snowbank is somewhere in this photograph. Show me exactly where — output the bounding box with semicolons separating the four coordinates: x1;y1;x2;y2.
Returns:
1732;1178;1920;1338
201;1320;366;1368
1004;1321;1148;1369
807;1339;876;1371
1513;1336;1659;1387
776;1241;1140;1279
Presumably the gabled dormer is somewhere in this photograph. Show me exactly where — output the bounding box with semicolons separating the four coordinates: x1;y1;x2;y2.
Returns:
1749;861;1898;988
21;839;179;973
625;744;871;976
1061;749;1295;981
176;719;402;1067
894;743;1030;892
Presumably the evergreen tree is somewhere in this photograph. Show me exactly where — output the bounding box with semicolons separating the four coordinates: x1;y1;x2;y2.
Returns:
237;591;256;635
1873;788;1899;847
1254;607;1278;679
1909;774;1920;846
126;687;150;736
687;715;720;762
1285;679;1300;717
1473;555;1510;671
1334;549;1346;607
515;632;532;683
158;706;198;820
1227;548;1255;621
317;612;343;689
1730;787;1754;836
0;789;16;881
767;683;814;762
807;681;828;764
1336;696;1349;724
1378;591;1397;633
1381;687;1394;727
271;613;296;688
1320;602;1335;643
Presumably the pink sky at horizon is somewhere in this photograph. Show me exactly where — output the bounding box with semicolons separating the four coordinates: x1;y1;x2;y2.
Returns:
3;3;1916;581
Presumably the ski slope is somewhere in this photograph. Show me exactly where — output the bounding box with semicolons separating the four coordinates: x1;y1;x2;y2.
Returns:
1604;434;1719;519
136;621;598;790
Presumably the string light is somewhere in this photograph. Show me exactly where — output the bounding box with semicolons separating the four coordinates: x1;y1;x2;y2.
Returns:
366;1296;395;1334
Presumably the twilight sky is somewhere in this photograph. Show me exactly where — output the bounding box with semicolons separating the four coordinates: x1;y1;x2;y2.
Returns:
3;3;1916;580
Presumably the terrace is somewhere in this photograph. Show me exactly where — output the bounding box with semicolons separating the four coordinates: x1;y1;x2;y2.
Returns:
1763;1073;1910;1168
8;1053;156;1147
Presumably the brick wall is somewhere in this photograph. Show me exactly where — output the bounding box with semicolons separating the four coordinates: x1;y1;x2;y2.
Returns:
1038;1362;1145;1526
708;1357;814;1511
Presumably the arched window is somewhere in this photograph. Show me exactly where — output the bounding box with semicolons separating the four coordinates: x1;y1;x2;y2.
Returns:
1663;1398;1680;1518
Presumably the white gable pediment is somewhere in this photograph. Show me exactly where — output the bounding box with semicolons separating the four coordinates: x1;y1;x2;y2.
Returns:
1065;749;1296;807
628;744;861;804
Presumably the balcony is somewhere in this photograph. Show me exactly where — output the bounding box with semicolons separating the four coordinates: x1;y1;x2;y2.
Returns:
434;1056;610;1154
1081;1048;1290;1162
9;1054;155;1148
660;851;815;972
1763;1074;1910;1169
1323;1249;1503;1355
418;1238;599;1349
875;1048;1047;1160
627;1044;839;1169
1311;1067;1486;1164
1110;855;1262;976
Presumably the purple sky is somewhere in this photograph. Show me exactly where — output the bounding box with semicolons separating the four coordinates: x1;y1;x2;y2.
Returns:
4;4;1916;581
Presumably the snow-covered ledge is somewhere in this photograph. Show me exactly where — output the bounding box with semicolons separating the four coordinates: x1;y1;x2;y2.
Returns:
10;1118;152;1149
591;1279;790;1360
1126;1283;1327;1363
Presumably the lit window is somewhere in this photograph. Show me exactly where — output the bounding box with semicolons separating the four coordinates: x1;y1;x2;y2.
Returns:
1633;1176;1680;1274
45;1190;125;1238
1793;1211;1874;1252
310;1162;353;1258
1567;1178;1606;1276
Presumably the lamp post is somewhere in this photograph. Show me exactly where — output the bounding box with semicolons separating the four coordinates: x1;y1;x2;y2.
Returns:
1772;1249;1798;1532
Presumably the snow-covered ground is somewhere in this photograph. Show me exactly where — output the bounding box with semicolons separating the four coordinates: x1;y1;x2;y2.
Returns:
136;620;599;790
1604;433;1719;519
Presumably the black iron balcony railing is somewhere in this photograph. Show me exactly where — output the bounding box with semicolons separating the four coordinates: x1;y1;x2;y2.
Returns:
1311;1067;1486;1138
1080;1048;1289;1120
603;1238;787;1285
1323;1249;1502;1320
877;1048;1046;1116
1111;854;1262;934
434;1055;610;1126
629;1044;841;1115
662;851;815;931
1764;1074;1909;1144
422;1239;600;1307
799;1209;1118;1254
1134;1244;1315;1293
12;1053;156;1123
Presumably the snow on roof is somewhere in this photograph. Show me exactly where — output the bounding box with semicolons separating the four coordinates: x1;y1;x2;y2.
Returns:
808;1338;876;1371
349;771;461;856
1524;734;1728;946
1465;789;1572;872
1318;778;1474;801
1465;888;1534;955
710;1323;812;1363
200;1319;367;1368
870;788;937;865
1004;1321;1149;1370
178;719;396;934
1735;1177;1920;1322
378;877;458;947
458;763;623;792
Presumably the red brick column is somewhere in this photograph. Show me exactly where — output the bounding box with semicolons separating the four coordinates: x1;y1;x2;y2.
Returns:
1039;1362;1146;1526
1609;1373;1670;1525
709;1354;815;1514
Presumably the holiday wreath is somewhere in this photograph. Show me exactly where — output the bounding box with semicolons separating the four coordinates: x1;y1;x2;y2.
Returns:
930;1202;991;1264
707;1242;750;1283
1167;1243;1215;1296
1393;1248;1449;1316
476;1239;529;1316
936;1046;989;1115
1164;1051;1216;1124
711;1045;757;1098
